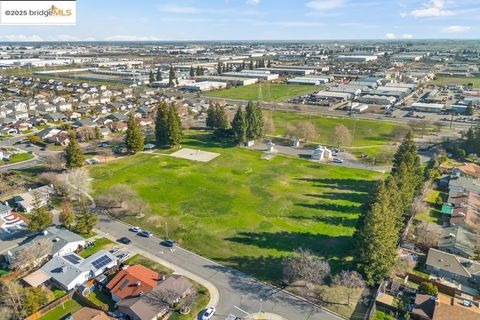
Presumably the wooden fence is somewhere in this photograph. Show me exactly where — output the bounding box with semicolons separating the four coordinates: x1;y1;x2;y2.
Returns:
25;294;70;320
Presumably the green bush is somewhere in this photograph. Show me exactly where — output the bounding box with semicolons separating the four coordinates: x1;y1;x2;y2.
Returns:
418;282;438;296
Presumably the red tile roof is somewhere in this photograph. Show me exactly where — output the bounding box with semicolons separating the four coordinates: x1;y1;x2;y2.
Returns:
106;265;161;300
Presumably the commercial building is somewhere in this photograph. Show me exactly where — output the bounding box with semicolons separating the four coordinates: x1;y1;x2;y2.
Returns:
287;76;332;85
337;55;378;63
357;94;396;106
412;102;444;113
223;71;279;81
196;76;257;86
315;91;352;101
257;67;314;76
181;81;227;92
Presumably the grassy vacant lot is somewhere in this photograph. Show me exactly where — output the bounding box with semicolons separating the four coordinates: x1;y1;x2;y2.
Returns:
432;76;480;87
125;254;174;275
270;111;406;158
0;153;34;166
91;133;382;282
205;83;318;102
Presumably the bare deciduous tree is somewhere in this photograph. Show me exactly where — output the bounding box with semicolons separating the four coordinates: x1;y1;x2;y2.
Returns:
43;153;65;171
146;288;180;308
0;281;28;319
10;238;52;272
125;197;150;217
332;270;366;306
283;248;331;288
96;184;137;210
58;168;91;202
332;124;352;147
294;122;317;144
411;221;440;252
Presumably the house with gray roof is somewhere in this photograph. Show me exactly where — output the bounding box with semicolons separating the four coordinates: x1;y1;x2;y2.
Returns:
0;202;11;217
438;225;478;259
426;248;480;289
40;250;118;291
5;226;86;268
448;177;480;201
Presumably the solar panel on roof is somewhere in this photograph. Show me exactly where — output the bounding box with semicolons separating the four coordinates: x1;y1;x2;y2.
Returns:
91;255;112;269
119;279;129;290
64;254;82;264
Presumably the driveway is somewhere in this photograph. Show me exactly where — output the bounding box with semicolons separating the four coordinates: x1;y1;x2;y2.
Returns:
95;211;343;320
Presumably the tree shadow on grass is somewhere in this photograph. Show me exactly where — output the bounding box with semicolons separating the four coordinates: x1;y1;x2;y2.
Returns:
297;178;377;194
290;215;358;229
304;192;368;204
182;133;236;149
296;202;361;214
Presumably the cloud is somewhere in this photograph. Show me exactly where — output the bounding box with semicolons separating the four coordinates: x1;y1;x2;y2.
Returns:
409;0;454;17
0;34;43;41
305;0;345;11
104;35;161;41
246;0;260;5
385;33;396;39
49;34;79;41
441;25;471;33
157;4;201;14
402;33;413;39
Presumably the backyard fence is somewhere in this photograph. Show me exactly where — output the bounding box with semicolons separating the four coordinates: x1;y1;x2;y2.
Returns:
25;294;70;320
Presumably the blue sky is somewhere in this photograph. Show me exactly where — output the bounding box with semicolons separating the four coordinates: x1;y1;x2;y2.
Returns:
0;0;478;41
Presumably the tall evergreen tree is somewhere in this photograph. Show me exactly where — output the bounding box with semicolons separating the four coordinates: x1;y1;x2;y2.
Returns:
60;200;75;230
267;60;272;68
156;67;162;81
64;131;84;169
245;101;264;141
75;204;98;235
217;62;223;75
149;70;155;84
167;103;182;146
125;113;144;154
28;192;52;232
232;107;247;145
190;65;195;78
155;102;169;146
168;66;177;87
206;104;228;129
249;60;254;70
241;61;246;70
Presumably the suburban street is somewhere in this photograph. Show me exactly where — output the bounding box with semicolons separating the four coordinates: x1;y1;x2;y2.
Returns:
95;211;343;320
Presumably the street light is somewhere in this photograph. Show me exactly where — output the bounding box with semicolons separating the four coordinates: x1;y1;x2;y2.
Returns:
164;222;168;239
259;298;263;314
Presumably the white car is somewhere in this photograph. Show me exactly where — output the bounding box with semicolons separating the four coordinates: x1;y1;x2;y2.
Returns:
333;158;344;163
130;226;141;233
201;307;216;320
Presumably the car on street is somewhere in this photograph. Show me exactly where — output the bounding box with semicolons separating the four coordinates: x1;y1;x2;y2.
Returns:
117;237;132;244
201;307;216;320
332;158;344;163
161;239;176;247
138;230;152;238
129;226;141;233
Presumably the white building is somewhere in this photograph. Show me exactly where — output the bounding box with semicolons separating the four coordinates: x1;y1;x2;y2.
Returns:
311;146;333;162
412;102;444;113
181;81;227;92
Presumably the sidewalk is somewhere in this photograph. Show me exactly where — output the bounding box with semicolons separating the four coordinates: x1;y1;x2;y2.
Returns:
94;228;220;309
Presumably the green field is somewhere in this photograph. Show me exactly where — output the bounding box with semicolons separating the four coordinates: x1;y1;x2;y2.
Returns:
270;111;406;158
205;83;318;102
432;76;480;87
79;238;114;258
38;299;82;320
0;153;34;166
90;133;382;282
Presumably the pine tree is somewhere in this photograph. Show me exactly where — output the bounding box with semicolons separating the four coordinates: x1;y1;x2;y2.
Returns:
125;113;144;154
75;204;98;235
206;104;229;129
241;61;246;70
217;62;223;75
94;126;101;140
149;70;155;84
155;102;169;146
232;107;247;145
65;131;84;169
60;200;75;229
357;179;402;285
168;66;177;87
167;103;182;146
267;60;272;68
245;101;264;141
156;67;162;81
28;192;52;232
190;65;195;78
249;60;254;70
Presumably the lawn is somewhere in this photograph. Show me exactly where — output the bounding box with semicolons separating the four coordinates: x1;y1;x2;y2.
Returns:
0;153;34;166
125;254;174;275
38;299;82;320
79;237;114;258
205;83;318;102
270;111;405;158
169;281;210;320
432;76;480;88
90;133;382;282
415;188;445;225
87;289;116;310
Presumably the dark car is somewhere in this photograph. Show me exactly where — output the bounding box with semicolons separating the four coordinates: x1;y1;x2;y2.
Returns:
138;230;152;238
161;240;176;247
117;237;131;244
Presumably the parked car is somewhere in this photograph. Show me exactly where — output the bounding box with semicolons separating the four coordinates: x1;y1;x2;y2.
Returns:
130;226;141;233
117;253;131;262
333;158;344;163
109;248;120;254
138;230;152;238
201;307;216;320
161;240;176;247
117;237;132;244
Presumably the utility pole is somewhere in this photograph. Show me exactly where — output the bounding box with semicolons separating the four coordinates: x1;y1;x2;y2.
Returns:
165;222;168;239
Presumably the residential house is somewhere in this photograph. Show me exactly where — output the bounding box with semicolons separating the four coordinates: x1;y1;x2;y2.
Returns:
432;293;480;320
425;248;480;289
106;264;164;302
37;104;57;114
0;150;12;161
39;250;119;291
448;177;480;200
13;185;55;212
438;225;478;259
73;118;97;128
447;192;480;232
71;307;113;320
0;203;12;217
411;294;436;320
5;226;86;269
107;121;127;133
116;275;193;320
107;112;129;122
44;112;68;122
37;127;61;140
453;163;480;179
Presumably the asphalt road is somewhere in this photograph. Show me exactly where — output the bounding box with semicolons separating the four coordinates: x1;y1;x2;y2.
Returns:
96;212;343;320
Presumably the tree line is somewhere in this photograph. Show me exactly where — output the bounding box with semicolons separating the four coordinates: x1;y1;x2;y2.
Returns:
356;131;424;285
